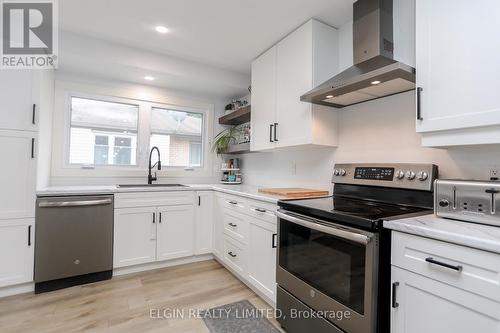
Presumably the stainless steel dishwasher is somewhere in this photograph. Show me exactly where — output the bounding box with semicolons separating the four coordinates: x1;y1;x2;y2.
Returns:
35;195;114;293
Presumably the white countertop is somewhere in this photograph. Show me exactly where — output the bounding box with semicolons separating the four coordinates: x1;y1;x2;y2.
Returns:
384;214;500;254
36;184;297;204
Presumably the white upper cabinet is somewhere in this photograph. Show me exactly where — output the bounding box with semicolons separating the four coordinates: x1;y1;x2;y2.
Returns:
0;130;37;220
0;71;38;132
416;0;500;146
250;46;277;151
251;19;339;151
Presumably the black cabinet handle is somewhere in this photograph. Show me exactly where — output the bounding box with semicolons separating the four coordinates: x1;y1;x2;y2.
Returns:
485;188;500;194
392;282;399;308
269;124;274;142
228;223;237;227
159;212;162;223
198;196;201;206
228;201;238;205
28;225;32;246
272;233;277;248
228;252;237;258
31;138;35;159
425;257;463;272
274;123;278;141
255;208;266;213
153;213;156;223
32;104;36;125
416;87;423;120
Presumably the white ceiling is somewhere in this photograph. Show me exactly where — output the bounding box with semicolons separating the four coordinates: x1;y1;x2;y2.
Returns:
60;0;354;74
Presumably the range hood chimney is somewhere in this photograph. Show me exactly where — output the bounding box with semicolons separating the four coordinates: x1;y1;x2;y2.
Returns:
301;0;415;108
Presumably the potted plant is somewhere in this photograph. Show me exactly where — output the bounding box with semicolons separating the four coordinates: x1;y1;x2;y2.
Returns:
212;127;237;156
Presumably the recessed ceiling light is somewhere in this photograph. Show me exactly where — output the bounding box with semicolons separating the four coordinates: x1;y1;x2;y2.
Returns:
144;76;155;81
371;80;381;85
155;26;169;34
326;95;334;99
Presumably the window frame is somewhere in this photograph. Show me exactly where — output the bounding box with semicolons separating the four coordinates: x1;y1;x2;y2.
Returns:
57;88;214;179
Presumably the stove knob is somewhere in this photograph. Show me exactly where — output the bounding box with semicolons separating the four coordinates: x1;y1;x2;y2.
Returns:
405;171;416;180
333;169;340;176
395;170;405;179
339;169;346;176
417;171;429;181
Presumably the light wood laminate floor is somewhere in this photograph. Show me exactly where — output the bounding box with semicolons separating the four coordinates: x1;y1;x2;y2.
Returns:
0;260;282;333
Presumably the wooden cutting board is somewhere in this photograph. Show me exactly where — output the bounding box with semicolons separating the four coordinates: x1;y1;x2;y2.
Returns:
258;188;329;198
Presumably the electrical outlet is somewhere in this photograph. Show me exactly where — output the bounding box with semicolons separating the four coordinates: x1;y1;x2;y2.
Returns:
490;168;499;179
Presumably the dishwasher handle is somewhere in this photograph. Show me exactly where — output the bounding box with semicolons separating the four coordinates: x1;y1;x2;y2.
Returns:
38;198;113;208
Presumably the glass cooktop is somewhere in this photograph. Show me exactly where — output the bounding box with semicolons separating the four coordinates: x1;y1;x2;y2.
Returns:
278;196;430;230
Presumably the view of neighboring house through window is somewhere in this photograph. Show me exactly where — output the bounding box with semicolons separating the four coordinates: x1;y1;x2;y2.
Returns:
69;97;138;166
150;107;203;167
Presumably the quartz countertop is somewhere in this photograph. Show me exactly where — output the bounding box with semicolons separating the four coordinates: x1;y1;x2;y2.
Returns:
384;214;500;254
36;184;307;204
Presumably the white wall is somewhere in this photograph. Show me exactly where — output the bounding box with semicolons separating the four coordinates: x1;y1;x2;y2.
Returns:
238;91;500;190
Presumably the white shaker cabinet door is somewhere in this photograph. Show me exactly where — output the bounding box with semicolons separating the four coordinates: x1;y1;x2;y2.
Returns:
0;219;34;287
0;70;37;132
195;191;213;255
416;0;500;134
0;130;37;220
391;266;500;333
156;205;195;261
113;207;157;268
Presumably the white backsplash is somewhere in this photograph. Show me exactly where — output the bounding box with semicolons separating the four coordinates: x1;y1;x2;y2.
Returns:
237;91;500;190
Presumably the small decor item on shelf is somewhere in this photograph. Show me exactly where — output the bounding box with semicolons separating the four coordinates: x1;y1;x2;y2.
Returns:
224;99;249;115
220;158;242;184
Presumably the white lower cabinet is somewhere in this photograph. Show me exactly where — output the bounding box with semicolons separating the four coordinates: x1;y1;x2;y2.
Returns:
113;207;157;268
195;191;213;255
157;205;195;261
213;193;278;304
391;266;500;333
0;219;34;287
113;192;197;269
248;218;277;301
391;231;500;333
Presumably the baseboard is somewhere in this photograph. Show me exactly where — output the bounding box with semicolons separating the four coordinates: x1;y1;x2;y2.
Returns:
113;254;214;276
213;254;276;308
0;282;34;298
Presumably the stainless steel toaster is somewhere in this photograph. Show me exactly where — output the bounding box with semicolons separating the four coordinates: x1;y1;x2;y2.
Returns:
435;179;500;226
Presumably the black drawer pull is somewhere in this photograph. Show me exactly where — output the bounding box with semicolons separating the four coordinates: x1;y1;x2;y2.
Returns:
255;208;266;213
269;124;274;142
272;233;277;248
31;138;35;158
228;251;237;258
416;87;423;120
273;122;278;141
159;212;162;223
32;104;36;125
228;223;237;227
425;257;463;272
392;282;399;308
485;188;500;194
152;213;156;223
228;201;238;205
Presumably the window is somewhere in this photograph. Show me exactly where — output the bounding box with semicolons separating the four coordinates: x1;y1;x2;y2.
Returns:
149;107;203;167
65;94;207;171
69;97;138;166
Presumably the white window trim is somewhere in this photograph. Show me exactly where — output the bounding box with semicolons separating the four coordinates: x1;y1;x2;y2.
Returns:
51;80;215;179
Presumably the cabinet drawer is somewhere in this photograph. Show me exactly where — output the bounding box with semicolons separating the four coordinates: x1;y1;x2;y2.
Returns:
223;210;248;244
392;231;500;301
223;236;246;274
217;194;247;213
247;200;277;224
115;191;194;208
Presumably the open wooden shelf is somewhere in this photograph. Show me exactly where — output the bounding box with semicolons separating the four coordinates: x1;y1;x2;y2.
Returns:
218;105;251;125
224;142;250;154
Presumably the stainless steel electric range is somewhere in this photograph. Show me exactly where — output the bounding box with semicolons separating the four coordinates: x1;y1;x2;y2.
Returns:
276;163;438;333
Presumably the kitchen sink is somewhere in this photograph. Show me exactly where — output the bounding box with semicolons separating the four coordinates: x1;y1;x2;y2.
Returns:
117;184;188;188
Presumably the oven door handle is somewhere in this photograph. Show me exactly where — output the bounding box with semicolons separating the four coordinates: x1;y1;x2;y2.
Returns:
276;210;372;245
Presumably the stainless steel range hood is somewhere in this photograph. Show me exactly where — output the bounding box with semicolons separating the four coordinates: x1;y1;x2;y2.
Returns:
301;0;415;108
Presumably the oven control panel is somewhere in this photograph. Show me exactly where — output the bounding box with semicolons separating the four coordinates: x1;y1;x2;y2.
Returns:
332;163;438;191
